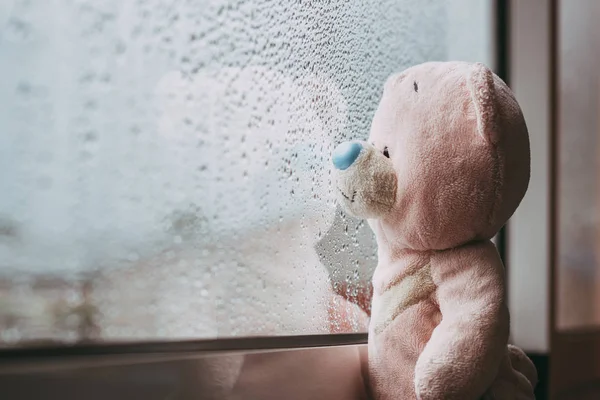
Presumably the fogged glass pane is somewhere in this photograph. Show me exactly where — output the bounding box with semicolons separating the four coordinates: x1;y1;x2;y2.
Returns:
557;0;600;330
0;0;492;344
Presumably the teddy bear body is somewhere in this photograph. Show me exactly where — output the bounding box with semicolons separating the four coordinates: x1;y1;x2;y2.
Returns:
369;241;534;400
333;61;537;399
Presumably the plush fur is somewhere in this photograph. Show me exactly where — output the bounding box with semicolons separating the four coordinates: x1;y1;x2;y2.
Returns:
333;61;536;399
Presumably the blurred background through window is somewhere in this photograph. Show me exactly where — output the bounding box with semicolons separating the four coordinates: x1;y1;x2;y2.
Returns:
0;0;493;345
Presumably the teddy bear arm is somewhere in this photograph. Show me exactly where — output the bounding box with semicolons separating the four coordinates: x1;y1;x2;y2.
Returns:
332;280;373;317
414;242;509;400
328;293;370;333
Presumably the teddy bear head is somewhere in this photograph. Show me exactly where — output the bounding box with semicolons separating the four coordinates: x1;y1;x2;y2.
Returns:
332;62;530;251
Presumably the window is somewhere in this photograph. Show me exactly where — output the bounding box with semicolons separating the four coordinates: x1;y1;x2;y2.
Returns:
0;0;493;346
556;0;600;331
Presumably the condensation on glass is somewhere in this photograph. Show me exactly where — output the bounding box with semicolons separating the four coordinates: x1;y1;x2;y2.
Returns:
0;0;492;345
556;0;600;331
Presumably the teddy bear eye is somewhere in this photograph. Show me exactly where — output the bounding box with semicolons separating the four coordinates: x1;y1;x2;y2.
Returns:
413;81;418;92
383;146;390;158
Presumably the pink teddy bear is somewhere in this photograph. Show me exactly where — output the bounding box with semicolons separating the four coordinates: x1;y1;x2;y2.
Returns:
332;61;538;399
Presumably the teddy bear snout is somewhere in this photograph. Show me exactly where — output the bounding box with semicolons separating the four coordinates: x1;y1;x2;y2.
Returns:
332;141;363;170
332;141;397;220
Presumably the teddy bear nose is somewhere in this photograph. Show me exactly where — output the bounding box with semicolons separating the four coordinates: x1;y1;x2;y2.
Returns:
332;141;363;170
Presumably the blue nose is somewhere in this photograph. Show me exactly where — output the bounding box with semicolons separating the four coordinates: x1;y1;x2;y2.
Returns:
332;141;363;170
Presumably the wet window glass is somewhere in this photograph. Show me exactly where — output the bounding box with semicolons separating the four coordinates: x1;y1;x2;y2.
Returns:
0;0;492;345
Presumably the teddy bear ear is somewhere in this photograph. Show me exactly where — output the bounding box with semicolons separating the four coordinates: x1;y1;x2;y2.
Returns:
468;62;499;145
